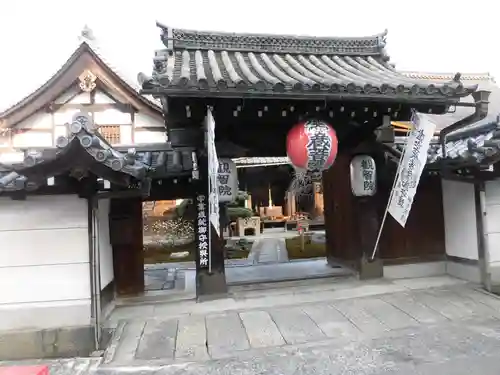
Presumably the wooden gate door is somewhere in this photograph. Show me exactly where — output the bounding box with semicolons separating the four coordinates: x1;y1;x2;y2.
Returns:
109;197;145;296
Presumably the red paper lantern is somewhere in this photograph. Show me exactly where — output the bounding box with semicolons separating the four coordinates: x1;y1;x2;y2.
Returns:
286;119;338;173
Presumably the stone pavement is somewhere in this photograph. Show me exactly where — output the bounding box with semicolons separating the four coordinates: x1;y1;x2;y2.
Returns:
248;237;289;263
97;276;500;373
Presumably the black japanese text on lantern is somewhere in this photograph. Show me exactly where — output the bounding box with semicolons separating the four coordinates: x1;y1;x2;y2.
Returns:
217;160;232;198
304;120;333;171
196;194;209;268
361;158;375;192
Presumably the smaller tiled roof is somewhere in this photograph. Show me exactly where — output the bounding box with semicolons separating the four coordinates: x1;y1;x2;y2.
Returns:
0;111;195;193
139;24;476;101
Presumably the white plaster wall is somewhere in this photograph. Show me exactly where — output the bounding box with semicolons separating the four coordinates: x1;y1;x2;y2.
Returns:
485;181;500;264
94;108;131;125
441;179;478;260
1;88;166;152
98;199;114;289
134;130;167;144
12;131;53;148
135;112;164;128
0;195;91;331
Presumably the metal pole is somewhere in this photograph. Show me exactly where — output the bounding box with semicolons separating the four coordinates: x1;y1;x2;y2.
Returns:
370;129;410;261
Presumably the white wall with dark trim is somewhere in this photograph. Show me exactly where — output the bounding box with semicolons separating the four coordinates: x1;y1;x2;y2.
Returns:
98;198;114;290
442;179;479;260
0;195;91;331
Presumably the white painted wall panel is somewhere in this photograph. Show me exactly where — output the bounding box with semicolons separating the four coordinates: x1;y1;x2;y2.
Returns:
0;263;90;304
54;124;67;141
441;179;478;260
53;108;82;125
0;195;87;231
94;91;115;104
17;112;52;130
12;131;52;148
120;125;133;144
68;92;91;104
0;195;91;330
134;130;167;144
94;108;131;125
0;300;91;331
98;199;114;289
485;181;500;266
0;228;89;267
134;112;164;128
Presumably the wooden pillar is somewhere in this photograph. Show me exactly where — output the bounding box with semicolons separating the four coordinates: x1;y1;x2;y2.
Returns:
322;144;384;278
109;197;144;296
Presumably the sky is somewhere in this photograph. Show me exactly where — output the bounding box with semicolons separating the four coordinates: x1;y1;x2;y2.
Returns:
0;0;498;111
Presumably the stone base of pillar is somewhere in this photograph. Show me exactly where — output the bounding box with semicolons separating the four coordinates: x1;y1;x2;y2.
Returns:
196;270;228;301
358;255;384;280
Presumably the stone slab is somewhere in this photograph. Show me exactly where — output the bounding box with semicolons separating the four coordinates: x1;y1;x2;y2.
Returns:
269;307;326;344
380;292;449;324
354;297;419;330
135;320;178;360
412;290;472;320
205;312;249;358
175;316;209;361
94;318;500;374
239;311;285;348
111;321;145;363
301;303;360;339
333;299;389;336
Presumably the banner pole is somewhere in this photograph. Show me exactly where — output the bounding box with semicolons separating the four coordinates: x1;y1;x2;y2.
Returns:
370;128;411;261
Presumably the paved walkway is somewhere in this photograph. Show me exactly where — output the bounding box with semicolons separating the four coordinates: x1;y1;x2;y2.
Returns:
98;276;500;374
248;237;289;263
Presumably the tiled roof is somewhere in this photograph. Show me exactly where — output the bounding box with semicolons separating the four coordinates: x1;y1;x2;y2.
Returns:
400;72;499;134
0;111;194;192
139;24;476;100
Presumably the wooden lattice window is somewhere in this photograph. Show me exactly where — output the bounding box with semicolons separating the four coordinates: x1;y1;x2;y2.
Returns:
98;125;121;145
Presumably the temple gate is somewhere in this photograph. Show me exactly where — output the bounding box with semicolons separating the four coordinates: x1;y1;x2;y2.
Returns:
139;23;481;297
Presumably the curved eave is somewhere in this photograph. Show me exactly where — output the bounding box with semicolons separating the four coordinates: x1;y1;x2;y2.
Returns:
0;42;162;129
141;85;473;104
0;112;151;192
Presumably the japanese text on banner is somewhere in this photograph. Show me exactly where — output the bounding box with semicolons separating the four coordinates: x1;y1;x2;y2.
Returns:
387;113;436;227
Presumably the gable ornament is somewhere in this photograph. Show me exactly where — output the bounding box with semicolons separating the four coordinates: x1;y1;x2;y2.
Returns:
78;70;97;92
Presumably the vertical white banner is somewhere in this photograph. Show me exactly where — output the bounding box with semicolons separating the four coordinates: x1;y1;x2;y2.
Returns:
206;108;220;236
387;113;436;227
